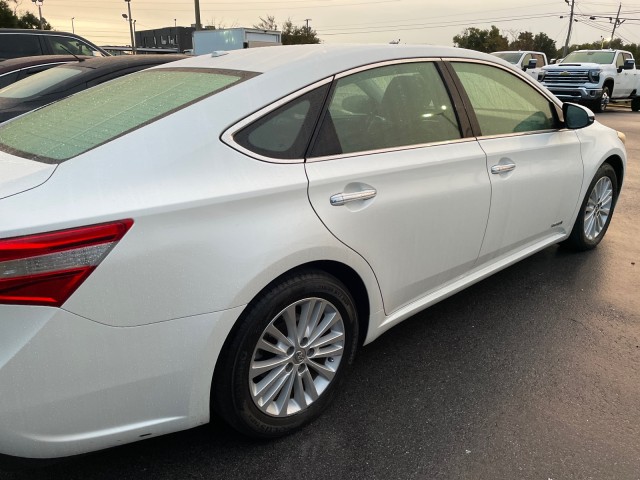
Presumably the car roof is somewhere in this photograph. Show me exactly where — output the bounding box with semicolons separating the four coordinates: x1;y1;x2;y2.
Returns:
0;28;109;55
0;55;90;73
160;44;501;78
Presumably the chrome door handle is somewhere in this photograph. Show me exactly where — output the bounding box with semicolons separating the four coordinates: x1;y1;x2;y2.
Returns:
491;163;516;174
330;189;377;206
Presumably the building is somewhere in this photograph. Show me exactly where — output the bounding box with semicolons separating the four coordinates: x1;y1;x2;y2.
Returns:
135;27;195;54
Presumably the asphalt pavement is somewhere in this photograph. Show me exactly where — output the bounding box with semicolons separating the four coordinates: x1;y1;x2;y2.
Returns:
1;108;639;480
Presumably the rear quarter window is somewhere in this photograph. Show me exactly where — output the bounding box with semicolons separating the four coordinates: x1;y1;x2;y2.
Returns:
0;34;42;60
0;68;256;163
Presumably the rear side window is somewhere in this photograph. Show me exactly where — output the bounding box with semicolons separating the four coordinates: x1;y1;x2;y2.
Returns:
0;68;254;163
311;62;461;157
0;34;42;60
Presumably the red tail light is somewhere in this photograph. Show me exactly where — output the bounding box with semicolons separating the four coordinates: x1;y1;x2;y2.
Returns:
0;220;133;307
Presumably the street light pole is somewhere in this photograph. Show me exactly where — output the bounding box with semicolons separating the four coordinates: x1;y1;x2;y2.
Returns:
124;0;136;54
71;17;75;34
31;0;44;30
194;0;202;30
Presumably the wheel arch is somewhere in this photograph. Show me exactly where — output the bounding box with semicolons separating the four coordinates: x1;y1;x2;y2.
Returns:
603;78;614;92
211;260;372;399
603;154;624;194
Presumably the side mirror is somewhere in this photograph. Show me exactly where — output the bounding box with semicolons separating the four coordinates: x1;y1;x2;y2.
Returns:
624;59;635;70
563;102;595;129
525;58;537;70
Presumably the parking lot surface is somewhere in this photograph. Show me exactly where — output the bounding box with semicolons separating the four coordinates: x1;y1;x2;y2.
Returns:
1;108;639;480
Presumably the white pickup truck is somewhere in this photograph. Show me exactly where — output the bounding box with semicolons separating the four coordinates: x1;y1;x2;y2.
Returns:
540;49;640;112
491;51;548;79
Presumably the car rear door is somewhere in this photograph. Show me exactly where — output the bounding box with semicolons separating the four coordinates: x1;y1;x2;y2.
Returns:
305;60;491;315
447;61;583;264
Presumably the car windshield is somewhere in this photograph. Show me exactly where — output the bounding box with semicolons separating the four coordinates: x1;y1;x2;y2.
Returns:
491;52;523;64
0;66;83;99
0;68;252;163
561;51;616;64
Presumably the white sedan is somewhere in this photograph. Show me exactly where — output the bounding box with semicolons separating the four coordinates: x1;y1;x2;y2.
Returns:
0;44;626;458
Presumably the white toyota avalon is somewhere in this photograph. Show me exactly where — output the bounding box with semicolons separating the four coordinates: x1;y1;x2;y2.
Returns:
0;44;626;458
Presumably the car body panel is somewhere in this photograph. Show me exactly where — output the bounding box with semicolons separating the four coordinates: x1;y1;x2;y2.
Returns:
306;140;491;315
476;130;584;261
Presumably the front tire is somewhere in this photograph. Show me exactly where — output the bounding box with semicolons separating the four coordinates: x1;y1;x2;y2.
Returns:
632;97;640;112
213;270;359;438
590;85;610;113
564;163;618;251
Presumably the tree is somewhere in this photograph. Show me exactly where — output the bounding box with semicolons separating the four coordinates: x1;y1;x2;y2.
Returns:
510;31;535;51
254;15;320;45
0;0;50;29
281;19;320;45
253;15;278;31
532;33;557;61
453;25;508;53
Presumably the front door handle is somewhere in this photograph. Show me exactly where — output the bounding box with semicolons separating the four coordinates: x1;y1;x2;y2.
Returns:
330;189;377;206
491;163;516;174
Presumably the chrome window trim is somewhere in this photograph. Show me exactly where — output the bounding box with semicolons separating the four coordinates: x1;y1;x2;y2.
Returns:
332;57;441;80
221;58;448;164
306;137;478;163
220;77;333;164
222;56;564;164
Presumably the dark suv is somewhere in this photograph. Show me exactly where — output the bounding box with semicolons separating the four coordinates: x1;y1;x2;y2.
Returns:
0;29;108;60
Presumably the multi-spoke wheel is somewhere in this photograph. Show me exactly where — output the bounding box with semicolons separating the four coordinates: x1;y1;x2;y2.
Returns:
213;270;358;438
564;163;618;251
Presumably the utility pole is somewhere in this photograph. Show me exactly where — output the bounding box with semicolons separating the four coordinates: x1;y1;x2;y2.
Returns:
610;3;624;43
562;0;575;58
194;0;202;30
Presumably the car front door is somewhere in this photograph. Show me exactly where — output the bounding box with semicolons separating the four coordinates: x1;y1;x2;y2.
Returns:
305;61;491;315
448;61;583;265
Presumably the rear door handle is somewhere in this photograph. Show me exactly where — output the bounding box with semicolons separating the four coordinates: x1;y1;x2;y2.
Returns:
491;163;516;174
330;189;377;206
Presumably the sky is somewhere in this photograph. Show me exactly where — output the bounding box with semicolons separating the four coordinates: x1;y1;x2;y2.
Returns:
15;0;640;49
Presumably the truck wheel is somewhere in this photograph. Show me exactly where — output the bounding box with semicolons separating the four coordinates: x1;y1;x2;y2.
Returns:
591;86;610;113
632;98;640;112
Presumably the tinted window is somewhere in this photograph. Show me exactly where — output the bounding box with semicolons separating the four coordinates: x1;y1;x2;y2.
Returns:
0;34;42;59
452;62;556;136
47;36;100;56
0;69;250;162
492;52;522;64
234;85;330;160
0;66;82;99
561;51;615;64
0;72;20;89
311;62;461;157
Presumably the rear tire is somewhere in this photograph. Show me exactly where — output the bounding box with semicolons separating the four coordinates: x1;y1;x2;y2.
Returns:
563;163;618;251
213;270;359;438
